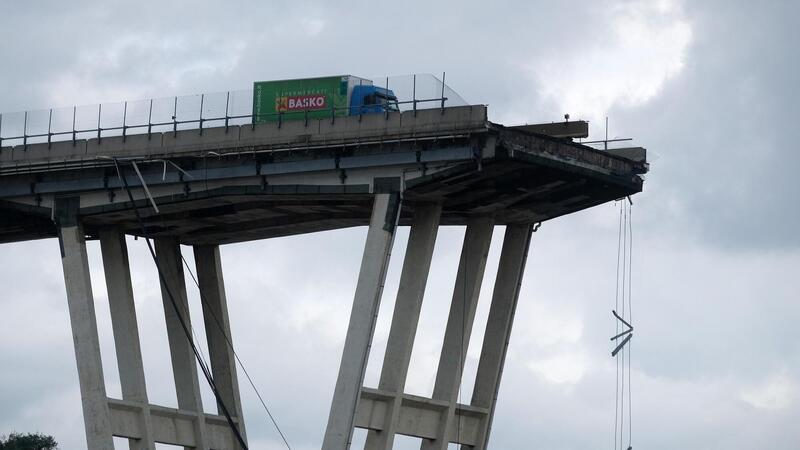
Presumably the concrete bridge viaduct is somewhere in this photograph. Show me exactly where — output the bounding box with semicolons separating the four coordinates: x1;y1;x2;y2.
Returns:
0;105;647;449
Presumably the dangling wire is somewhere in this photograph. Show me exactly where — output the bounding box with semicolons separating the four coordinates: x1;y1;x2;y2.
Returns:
620;203;627;450
612;199;634;450
613;204;623;450
618;204;626;450
627;204;634;450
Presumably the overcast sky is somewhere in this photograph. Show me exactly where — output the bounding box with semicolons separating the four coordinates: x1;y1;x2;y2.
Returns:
1;1;799;449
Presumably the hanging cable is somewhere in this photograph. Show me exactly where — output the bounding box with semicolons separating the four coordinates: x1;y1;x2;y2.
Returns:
113;159;249;449
611;199;635;450
627;204;634;450
620;203;627;450
613;203;623;450
178;253;293;450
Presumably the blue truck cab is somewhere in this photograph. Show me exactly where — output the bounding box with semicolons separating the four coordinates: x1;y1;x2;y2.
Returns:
349;85;400;115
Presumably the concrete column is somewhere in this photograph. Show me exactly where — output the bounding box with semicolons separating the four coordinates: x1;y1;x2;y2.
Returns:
465;224;533;450
99;230;156;450
194;244;248;447
421;217;494;450
154;237;208;450
323;193;401;450
365;203;442;450
58;222;115;450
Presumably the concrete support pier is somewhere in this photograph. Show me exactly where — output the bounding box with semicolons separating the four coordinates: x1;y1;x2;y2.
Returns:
364;203;442;450
99;237;248;449
54;210;251;449
155;238;209;450
58;215;115;450
195;244;247;446
323;193;402;450
364;202;442;450
466;224;534;450
347;221;536;449
421;217;494;450
56;210;531;450
99;229;156;450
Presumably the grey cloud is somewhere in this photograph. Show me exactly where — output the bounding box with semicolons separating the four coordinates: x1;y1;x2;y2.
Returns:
2;1;799;450
608;1;800;251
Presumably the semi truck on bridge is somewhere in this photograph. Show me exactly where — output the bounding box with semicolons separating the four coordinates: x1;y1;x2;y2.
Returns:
252;75;399;123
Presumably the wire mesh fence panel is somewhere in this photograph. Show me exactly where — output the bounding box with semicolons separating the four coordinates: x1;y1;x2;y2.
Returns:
175;94;202;131
150;96;178;134
198;91;228;129
228;89;254;126
0;111;26;146
124;99;154;131
368;73;468;111
51;106;77;139
23;109;49;144
416;73;467;107
387;75;416;111
99;102;125;137
441;80;468;107
74;104;102;140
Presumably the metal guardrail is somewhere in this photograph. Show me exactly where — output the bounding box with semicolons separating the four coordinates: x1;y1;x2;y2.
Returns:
0;73;466;150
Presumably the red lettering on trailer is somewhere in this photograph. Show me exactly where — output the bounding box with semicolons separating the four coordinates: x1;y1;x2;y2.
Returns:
277;94;327;112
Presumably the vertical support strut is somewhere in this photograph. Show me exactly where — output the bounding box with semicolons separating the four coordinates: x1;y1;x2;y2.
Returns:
323;193;401;450
421;216;494;450
194;244;248;448
464;224;534;450
154;238;209;450
99;229;156;450
365;202;443;450
56;202;115;450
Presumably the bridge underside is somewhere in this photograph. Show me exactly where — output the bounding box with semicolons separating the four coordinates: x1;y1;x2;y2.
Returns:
80;163;633;246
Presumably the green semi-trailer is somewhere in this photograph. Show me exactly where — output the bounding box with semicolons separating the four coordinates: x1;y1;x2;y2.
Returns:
252;75;398;123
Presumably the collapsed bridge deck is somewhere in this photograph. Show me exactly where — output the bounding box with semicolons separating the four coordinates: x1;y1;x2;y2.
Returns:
0;105;646;245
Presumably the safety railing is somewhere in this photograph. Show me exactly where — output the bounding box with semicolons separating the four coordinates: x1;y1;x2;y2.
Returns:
0;73;466;150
